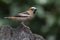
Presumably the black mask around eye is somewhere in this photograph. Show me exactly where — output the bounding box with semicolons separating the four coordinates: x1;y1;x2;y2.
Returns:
31;9;37;13
30;7;37;13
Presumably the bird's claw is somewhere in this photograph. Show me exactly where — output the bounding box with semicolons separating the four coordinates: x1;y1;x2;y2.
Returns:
24;26;30;29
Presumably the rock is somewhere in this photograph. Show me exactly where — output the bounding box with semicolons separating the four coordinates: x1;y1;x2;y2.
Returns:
0;25;45;40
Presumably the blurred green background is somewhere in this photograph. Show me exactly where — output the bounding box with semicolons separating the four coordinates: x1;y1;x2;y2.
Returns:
0;0;60;40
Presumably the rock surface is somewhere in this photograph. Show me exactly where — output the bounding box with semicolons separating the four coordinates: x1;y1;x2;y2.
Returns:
0;25;45;40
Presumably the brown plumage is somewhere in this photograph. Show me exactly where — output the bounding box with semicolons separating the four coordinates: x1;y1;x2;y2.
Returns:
4;7;37;29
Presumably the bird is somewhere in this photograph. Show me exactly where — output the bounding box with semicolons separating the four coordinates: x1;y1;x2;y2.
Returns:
4;7;37;29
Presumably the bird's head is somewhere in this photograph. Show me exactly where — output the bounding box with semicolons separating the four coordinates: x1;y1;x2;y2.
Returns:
29;7;37;13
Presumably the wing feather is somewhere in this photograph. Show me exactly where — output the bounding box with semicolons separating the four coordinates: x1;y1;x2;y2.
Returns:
14;12;30;17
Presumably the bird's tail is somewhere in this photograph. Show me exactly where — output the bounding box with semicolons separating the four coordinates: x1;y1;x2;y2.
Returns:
4;16;15;19
4;17;8;18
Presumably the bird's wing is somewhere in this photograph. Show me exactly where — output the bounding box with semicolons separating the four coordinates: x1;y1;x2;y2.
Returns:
14;12;30;17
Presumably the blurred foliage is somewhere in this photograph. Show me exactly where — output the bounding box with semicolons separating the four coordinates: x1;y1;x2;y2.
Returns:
0;0;60;40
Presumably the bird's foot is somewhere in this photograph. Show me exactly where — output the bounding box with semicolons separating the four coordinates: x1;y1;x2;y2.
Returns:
21;22;30;29
24;26;30;29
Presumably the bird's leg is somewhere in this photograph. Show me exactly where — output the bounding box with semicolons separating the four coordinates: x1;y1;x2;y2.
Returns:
21;22;30;29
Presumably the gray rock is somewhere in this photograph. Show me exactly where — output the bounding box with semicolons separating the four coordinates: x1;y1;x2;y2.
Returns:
0;25;45;40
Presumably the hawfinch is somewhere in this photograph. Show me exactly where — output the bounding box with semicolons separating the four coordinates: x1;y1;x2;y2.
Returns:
4;7;37;29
